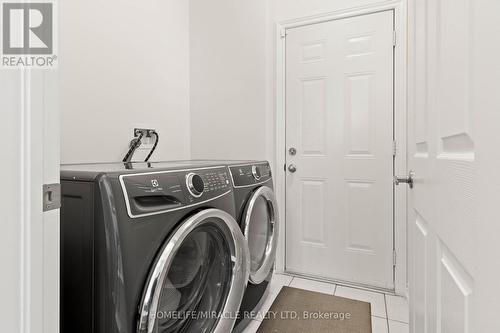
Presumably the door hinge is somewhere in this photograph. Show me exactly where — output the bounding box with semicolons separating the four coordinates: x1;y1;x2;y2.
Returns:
43;183;61;212
393;30;397;47
393;140;397;156
393;250;397;267
280;29;288;39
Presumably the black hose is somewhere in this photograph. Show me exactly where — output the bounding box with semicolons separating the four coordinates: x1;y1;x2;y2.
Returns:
122;132;144;163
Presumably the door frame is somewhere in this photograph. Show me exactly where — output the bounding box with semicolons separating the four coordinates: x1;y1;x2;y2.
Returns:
274;0;408;295
2;68;60;331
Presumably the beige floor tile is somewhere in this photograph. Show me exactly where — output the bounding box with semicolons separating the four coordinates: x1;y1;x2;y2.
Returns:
335;286;386;318
288;277;336;295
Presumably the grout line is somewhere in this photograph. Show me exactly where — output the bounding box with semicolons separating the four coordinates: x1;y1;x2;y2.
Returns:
335;284;387;300
388;318;410;325
384;294;390;333
289;275;338;294
372;314;388;320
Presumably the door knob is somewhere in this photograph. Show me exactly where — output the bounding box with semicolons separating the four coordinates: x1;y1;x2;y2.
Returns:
395;171;415;189
288;164;297;173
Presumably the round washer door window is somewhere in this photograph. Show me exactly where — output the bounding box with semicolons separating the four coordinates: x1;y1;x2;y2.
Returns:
243;186;279;284
137;209;249;333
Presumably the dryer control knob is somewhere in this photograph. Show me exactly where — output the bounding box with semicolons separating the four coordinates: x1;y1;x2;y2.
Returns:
186;173;205;197
252;165;262;180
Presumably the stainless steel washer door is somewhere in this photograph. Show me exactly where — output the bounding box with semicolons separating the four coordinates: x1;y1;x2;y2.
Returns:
242;186;279;285
137;209;250;333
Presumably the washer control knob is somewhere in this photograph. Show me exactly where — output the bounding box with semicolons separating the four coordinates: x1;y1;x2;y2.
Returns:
186;173;205;197
252;165;262;180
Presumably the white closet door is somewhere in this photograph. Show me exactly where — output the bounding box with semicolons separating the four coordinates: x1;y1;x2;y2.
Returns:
408;0;500;332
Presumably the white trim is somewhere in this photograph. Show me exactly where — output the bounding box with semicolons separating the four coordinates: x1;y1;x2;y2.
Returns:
274;0;408;295
119;166;232;219
21;68;31;333
276;0;404;28
392;0;408;297
3;66;60;331
274;16;287;275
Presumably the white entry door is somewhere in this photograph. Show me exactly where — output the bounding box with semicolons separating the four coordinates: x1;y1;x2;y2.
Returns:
285;11;395;289
408;0;500;332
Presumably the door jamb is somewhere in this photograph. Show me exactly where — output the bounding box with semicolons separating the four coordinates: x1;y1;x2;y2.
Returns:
274;0;408;296
2;68;60;331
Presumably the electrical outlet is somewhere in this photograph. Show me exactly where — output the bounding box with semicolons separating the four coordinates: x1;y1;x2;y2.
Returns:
134;128;156;137
133;128;156;150
138;137;154;150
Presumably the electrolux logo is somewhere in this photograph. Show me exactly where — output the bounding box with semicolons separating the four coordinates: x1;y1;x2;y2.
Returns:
1;1;57;68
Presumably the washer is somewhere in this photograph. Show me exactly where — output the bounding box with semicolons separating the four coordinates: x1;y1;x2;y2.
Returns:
60;162;249;333
227;161;279;331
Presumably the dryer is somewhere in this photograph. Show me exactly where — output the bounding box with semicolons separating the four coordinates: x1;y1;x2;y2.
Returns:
60;162;250;333
227;161;279;332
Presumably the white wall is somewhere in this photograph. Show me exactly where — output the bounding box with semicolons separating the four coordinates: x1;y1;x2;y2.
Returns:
60;0;191;164
189;0;268;161
189;0;392;164
61;0;393;164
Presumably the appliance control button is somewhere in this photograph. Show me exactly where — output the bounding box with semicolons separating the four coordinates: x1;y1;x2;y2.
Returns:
252;165;261;180
186;173;204;197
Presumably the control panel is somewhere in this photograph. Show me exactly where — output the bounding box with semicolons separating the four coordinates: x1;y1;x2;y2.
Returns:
120;166;231;217
229;162;272;187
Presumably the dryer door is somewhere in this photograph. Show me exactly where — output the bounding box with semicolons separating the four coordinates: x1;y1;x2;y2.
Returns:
137;209;249;333
242;186;279;284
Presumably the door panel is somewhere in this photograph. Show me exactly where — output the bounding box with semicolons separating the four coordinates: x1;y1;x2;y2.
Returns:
408;0;481;332
412;214;428;333
300;180;326;246
300;78;328;156
285;11;395;289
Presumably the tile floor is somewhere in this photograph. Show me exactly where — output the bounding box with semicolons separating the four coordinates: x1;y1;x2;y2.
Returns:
242;273;409;333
